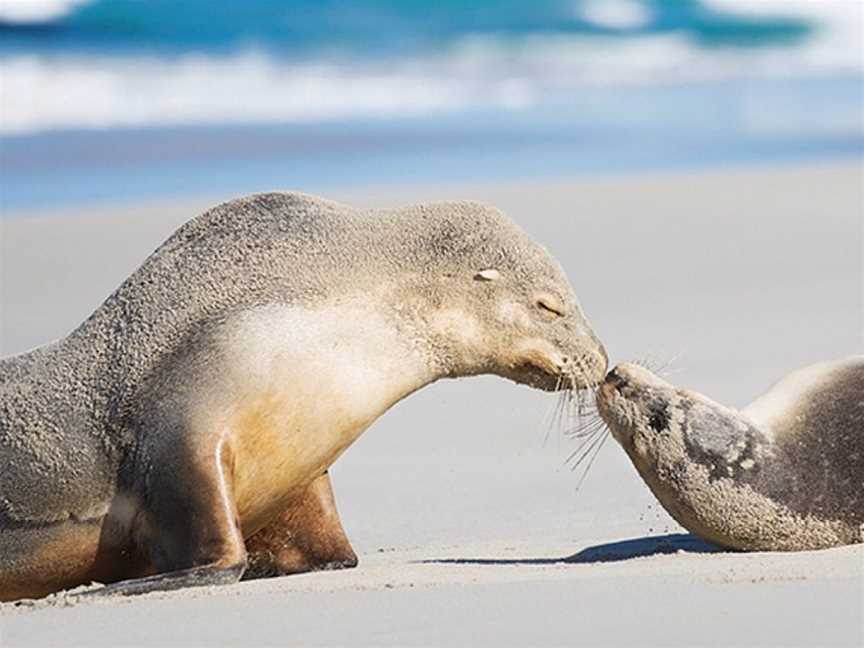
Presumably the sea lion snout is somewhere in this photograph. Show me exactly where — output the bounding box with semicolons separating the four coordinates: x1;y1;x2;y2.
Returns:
612;363;666;385
542;315;608;389
599;363;672;397
597;364;638;402
603;367;627;392
504;333;606;391
563;342;608;388
596;363;678;446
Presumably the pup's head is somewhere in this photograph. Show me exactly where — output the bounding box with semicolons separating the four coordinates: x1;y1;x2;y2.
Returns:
596;363;764;480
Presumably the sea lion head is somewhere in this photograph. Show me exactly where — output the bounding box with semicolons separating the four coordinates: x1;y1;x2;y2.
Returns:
393;201;607;391
595;363;765;477
595;363;684;456
594;363;772;548
593;362;864;551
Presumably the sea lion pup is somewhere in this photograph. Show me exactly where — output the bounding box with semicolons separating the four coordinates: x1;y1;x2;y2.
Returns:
595;358;863;551
0;192;607;601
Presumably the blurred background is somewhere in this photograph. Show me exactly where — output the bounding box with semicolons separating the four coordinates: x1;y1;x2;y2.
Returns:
1;0;862;211
0;6;862;642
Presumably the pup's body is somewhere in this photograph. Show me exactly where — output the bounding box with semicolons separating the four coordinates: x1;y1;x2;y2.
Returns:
597;358;863;551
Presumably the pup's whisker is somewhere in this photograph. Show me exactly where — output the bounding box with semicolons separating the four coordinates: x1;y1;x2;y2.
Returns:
574;430;611;494
567;425;606;471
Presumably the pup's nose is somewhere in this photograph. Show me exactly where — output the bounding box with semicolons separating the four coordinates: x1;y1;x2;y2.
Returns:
604;368;627;392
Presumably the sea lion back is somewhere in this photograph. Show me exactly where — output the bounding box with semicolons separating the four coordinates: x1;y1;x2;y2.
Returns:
0;347;117;528
744;357;864;525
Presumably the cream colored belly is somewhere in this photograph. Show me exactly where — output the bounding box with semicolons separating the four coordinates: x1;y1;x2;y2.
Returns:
204;303;432;538
227;390;374;537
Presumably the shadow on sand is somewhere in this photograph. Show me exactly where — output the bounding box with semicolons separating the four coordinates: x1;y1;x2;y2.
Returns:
418;533;723;566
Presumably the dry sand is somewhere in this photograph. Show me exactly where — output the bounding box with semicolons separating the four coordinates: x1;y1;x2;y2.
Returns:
1;162;862;646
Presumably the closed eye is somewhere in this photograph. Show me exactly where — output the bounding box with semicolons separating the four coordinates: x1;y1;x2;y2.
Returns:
536;297;565;317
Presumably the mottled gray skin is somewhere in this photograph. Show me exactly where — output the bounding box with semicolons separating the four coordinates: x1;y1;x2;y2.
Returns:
597;359;863;551
0;192;606;601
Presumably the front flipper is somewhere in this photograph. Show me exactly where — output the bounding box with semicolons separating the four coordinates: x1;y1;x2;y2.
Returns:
72;441;247;599
74;562;245;599
244;471;357;579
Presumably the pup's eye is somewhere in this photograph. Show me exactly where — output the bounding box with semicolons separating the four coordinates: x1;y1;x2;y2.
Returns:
536;296;565;317
647;402;669;432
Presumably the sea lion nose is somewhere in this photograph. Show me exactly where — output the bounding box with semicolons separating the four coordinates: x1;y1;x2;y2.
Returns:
605;368;627;392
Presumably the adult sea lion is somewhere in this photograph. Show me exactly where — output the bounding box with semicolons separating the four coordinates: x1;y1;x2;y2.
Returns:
0;192;607;601
596;358;863;551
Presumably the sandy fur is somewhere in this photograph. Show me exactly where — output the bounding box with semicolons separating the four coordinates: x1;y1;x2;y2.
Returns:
0;191;606;600
599;360;863;551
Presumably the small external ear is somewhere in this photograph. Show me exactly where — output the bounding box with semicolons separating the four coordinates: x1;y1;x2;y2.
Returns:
474;269;500;282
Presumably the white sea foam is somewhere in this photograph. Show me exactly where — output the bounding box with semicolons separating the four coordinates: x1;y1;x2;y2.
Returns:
0;0;88;25
706;0;864;71
0;3;860;135
0;53;518;134
576;0;654;30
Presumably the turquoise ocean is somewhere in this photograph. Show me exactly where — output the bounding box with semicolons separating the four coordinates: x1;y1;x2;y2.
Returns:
0;0;862;211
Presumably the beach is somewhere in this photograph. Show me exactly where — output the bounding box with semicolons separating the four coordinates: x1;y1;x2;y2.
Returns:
0;161;861;646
